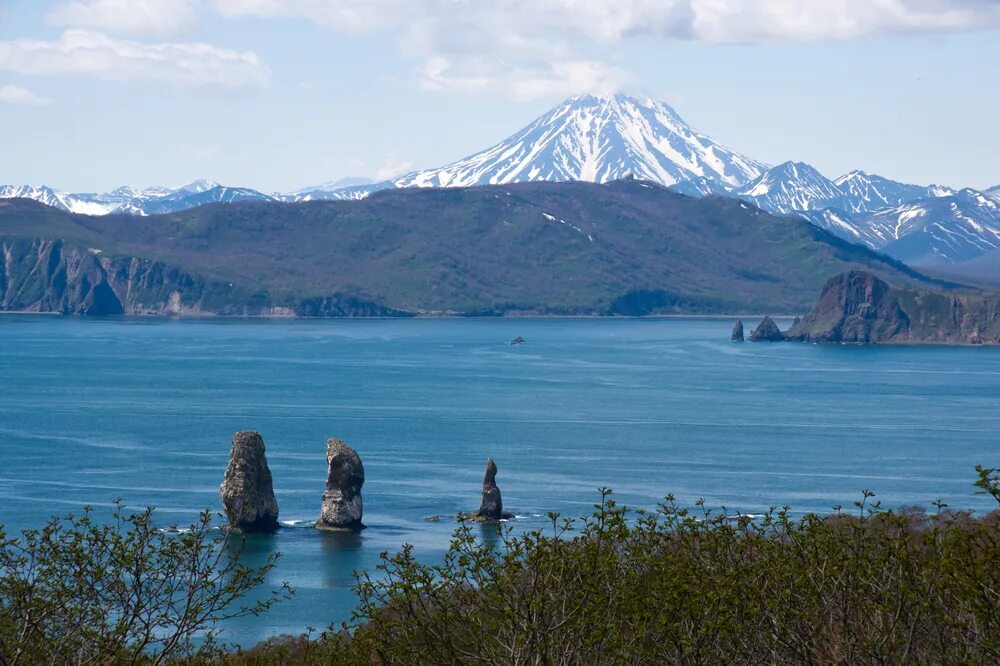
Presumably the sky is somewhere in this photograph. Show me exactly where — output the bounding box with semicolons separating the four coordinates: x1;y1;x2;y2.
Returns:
0;0;997;193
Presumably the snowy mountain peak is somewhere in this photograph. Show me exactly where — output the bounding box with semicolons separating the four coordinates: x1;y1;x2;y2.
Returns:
832;170;952;213
0;180;271;216
873;188;1000;266
733;162;959;218
735;161;844;212
176;179;220;194
288;176;375;196
394;93;767;190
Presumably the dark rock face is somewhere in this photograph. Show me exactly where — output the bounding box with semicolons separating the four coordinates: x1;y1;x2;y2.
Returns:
0;237;412;317
478;458;503;519
462;458;514;522
785;271;910;343
316;438;365;531
784;270;1000;344
219;431;279;533
748;316;784;341
731;320;744;342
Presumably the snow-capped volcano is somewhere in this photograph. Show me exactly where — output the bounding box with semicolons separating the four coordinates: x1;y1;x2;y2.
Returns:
394;93;767;190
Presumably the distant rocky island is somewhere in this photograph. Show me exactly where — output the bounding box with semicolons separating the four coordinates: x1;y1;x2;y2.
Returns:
745;271;1000;344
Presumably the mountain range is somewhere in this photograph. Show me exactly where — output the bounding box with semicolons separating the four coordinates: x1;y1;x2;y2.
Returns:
2;93;997;278
0;180;947;317
0;180;274;216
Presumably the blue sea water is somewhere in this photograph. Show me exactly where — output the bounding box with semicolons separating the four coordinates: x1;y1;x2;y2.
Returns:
1;315;999;646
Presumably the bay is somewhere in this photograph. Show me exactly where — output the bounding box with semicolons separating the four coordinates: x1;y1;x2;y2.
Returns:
1;315;998;646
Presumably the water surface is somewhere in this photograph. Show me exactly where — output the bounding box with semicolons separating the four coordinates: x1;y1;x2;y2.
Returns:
1;315;998;644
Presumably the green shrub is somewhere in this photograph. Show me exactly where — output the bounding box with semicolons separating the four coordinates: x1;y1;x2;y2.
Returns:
5;472;1000;665
0;501;289;665
239;468;1000;665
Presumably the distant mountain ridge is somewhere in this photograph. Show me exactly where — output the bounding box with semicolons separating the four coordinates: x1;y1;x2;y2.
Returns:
731;161;953;216
0;180;274;216
714;161;1000;277
0;179;947;317
2;92;995;278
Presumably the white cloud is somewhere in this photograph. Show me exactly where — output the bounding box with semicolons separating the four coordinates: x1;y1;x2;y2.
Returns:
46;0;202;37
688;0;1000;43
0;30;270;89
0;84;51;106
214;0;411;34
374;154;414;181
420;57;626;102
211;0;1000;99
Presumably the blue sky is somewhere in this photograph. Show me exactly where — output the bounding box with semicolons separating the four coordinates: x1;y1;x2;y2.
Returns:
0;0;997;193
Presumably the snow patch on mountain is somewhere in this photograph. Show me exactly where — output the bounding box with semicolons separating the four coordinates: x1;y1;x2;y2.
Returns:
730;163;953;218
833;170;953;213
734;162;847;214
0;181;271;216
874;189;1000;265
394;93;766;191
277;181;390;203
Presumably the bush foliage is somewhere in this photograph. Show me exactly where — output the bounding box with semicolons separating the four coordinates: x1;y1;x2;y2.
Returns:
3;471;1000;664
0;501;288;665
239;467;1000;665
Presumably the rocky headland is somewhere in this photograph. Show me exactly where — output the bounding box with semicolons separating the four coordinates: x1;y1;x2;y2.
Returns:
748;271;1000;344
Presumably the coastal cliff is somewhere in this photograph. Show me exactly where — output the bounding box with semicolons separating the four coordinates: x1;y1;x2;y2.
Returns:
783;271;1000;344
0;237;410;317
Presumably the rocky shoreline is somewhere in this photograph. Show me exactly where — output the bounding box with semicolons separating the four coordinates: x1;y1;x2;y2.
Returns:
742;271;1000;345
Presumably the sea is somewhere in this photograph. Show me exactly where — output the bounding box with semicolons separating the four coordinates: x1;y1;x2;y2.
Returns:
1;315;998;646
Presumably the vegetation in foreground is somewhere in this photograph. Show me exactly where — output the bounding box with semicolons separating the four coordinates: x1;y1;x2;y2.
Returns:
0;502;289;665
2;470;1000;664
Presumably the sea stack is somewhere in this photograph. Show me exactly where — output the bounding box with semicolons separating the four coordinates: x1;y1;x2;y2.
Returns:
731;320;744;342
479;458;503;519
463;458;514;522
748;316;785;342
219;430;279;533
316;438;365;531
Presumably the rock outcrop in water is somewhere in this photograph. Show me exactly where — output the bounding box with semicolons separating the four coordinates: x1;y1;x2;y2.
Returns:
462;458;514;522
731;320;744;342
748;316;784;341
316;438;365;531
768;270;1000;344
219;431;279;533
478;458;504;520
